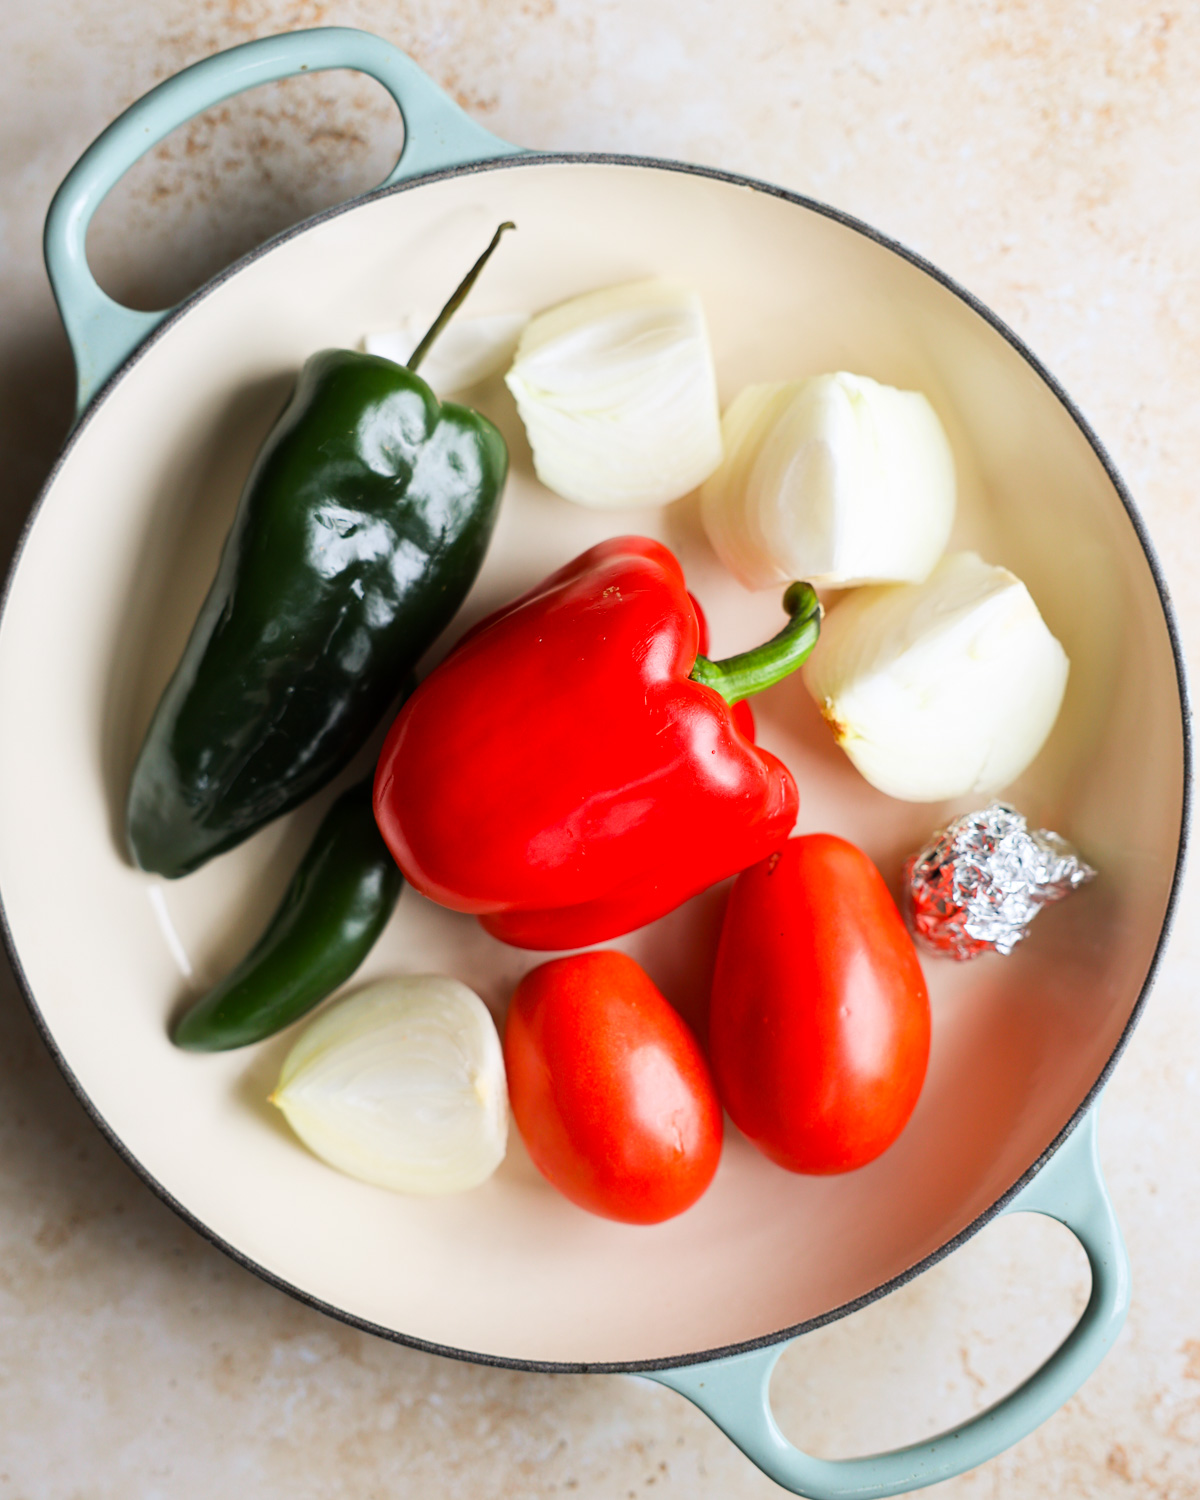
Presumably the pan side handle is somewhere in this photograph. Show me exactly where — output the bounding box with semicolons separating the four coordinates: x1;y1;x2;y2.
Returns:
43;26;525;416
646;1102;1129;1499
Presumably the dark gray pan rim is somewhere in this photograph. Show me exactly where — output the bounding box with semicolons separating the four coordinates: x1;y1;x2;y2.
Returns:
0;150;1190;1377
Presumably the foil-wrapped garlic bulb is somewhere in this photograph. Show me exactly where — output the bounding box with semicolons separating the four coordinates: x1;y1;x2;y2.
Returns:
271;975;508;1195
701;372;956;589
505;280;723;508
802;552;1069;802
905;803;1096;960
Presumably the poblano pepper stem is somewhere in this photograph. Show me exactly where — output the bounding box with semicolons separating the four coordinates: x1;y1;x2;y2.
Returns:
407;221;517;373
689;582;822;704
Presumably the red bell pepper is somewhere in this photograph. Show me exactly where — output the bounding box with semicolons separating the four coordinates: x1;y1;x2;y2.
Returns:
689;593;756;744
373;536;820;950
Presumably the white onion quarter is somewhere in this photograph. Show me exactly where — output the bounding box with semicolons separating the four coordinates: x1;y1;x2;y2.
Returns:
802;551;1070;802
272;975;508;1195
504;280;723;508
701;372;956;589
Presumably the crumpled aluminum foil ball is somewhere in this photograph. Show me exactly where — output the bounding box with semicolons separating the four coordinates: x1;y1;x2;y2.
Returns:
904;802;1096;960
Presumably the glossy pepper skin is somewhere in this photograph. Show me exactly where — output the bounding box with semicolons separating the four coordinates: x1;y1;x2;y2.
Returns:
171;778;403;1052
374;536;819;950
126;348;508;878
689;593;755;743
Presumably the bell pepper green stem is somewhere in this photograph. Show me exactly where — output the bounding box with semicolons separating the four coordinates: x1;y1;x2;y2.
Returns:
690;582;822;704
406;220;517;373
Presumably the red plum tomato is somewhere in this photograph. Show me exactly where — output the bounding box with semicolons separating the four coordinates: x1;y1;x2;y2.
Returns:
504;951;723;1224
709;834;930;1174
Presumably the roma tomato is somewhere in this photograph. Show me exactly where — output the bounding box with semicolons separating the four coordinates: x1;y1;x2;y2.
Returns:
504;951;723;1224
709;834;930;1174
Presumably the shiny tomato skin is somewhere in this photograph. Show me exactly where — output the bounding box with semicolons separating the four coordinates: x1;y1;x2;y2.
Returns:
504;951;723;1224
709;835;930;1175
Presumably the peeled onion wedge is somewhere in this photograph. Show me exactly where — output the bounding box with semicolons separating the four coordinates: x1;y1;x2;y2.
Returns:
802;552;1069;801
271;975;508;1195
701;373;955;589
504;280;723;507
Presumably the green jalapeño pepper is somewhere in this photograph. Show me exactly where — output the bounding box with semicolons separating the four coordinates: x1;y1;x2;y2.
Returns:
172;777;403;1052
127;225;514;879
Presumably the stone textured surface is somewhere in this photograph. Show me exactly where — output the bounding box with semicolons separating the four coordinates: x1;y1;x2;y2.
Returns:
2;1;1198;1494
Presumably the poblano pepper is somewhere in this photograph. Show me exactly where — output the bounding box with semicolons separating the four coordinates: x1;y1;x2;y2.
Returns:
171;776;403;1052
127;225;514;879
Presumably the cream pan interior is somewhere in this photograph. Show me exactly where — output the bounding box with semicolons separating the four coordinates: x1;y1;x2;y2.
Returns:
0;161;1184;1366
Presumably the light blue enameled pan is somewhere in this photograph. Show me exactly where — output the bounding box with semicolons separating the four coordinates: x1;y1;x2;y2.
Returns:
0;28;1189;1497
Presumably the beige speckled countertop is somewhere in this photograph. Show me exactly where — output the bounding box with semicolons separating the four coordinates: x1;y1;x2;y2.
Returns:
2;3;1198;1495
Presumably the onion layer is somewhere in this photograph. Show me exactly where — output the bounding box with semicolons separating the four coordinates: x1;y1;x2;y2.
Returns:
802;552;1069;802
505;280;723;508
701;372;956;589
271;975;508;1195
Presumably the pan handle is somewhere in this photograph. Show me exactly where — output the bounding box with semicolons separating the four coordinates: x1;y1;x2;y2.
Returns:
43;27;524;415
646;1103;1129;1498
